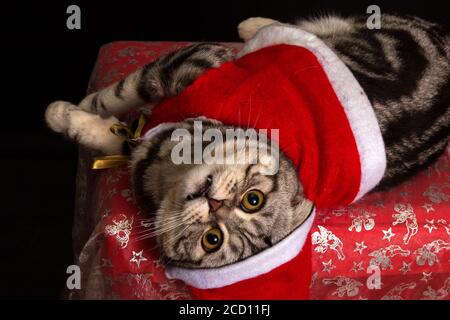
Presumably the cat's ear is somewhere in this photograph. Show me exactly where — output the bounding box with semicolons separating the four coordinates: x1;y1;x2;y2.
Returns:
130;122;182;168
292;196;314;229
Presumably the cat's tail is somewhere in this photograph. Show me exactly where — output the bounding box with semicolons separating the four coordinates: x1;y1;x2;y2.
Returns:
295;15;357;37
238;15;357;42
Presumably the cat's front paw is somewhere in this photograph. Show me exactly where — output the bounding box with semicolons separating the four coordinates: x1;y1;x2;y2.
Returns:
238;17;279;41
45;100;76;133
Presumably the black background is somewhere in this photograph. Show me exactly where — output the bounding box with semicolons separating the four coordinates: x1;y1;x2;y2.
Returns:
1;0;448;299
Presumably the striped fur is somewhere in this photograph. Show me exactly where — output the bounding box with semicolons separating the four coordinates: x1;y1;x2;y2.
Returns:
296;14;450;190
78;43;233;117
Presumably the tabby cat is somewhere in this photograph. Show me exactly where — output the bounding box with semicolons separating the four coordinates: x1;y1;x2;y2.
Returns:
45;14;450;268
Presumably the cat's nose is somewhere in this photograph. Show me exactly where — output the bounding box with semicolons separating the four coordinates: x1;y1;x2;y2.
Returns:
208;198;223;212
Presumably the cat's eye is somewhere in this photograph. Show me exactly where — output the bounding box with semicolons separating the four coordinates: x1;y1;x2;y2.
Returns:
240;189;265;213
201;227;223;252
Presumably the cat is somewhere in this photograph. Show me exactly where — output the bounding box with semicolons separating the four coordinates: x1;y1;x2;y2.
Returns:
45;14;450;268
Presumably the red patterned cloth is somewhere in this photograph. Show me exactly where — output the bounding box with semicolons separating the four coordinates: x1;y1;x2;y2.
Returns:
71;41;450;300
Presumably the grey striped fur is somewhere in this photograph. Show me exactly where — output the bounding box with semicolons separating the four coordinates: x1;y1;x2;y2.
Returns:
79;43;233;117
297;14;450;189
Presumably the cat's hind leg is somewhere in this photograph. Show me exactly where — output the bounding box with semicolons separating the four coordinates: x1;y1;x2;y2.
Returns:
45;101;126;155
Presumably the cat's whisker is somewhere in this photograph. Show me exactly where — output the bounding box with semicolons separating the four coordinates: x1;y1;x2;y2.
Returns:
251;108;262;129
144;210;187;223
160;223;194;248
139;226;181;238
246;98;252;131
134;215;186;231
143;219;191;236
133;217;189;236
134;214;196;245
132;211;190;235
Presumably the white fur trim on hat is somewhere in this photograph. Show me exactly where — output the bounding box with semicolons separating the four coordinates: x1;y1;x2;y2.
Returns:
165;209;315;289
238;24;387;202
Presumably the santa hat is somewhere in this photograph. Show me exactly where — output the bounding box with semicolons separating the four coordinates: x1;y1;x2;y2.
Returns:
139;23;386;299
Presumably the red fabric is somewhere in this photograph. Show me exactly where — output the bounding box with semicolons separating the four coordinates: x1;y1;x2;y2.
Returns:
75;41;450;300
189;238;312;300
101;212;191;299
142;44;361;209
310;174;450;300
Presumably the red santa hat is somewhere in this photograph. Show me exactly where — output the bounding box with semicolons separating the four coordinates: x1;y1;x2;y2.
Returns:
139;23;386;299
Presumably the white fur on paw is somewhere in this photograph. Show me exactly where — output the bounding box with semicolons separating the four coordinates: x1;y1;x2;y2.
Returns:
238;17;279;41
45;101;76;133
66;111;125;154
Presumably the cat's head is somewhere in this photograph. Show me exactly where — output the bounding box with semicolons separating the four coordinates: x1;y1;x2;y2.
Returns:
131;119;313;268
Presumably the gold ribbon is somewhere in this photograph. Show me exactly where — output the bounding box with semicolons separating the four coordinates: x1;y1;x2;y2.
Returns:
91;155;131;170
91;114;147;170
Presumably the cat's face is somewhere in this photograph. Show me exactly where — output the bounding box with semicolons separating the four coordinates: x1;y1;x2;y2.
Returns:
132;120;313;268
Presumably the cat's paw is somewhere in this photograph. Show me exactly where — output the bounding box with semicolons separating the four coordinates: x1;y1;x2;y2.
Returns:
238;17;279;41
45;101;76;133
